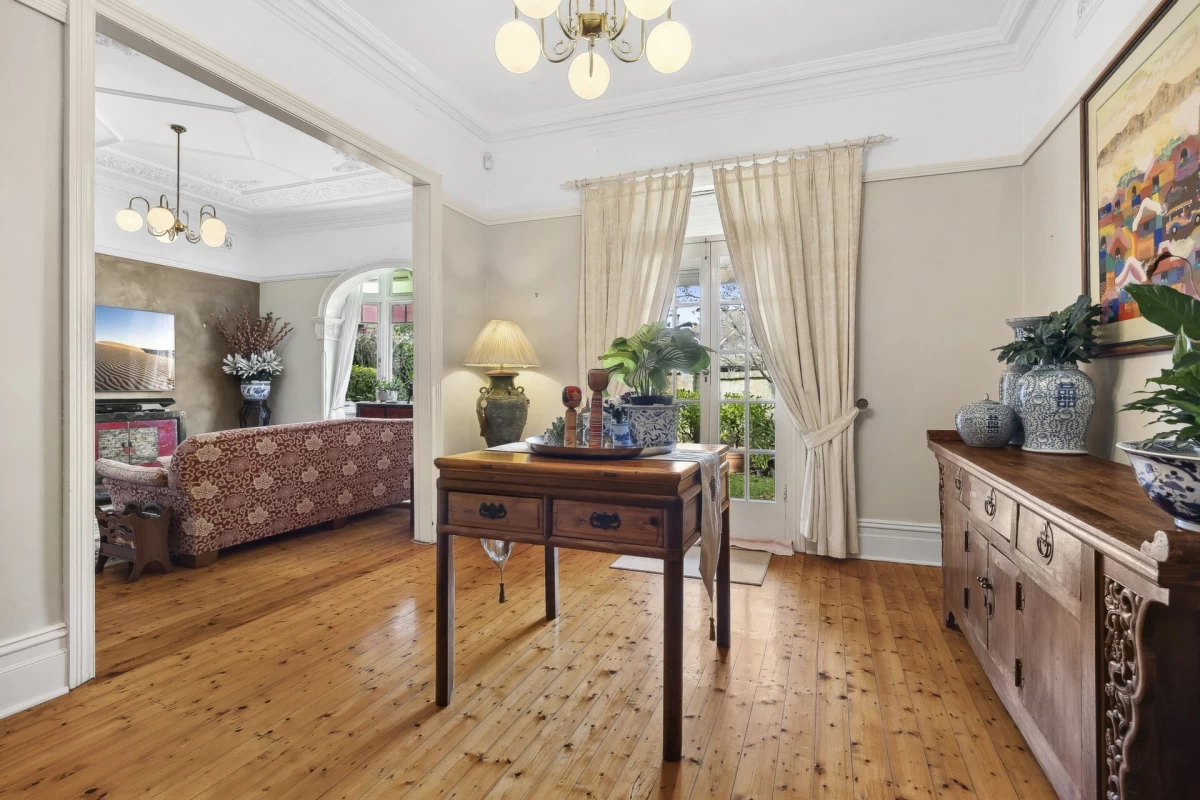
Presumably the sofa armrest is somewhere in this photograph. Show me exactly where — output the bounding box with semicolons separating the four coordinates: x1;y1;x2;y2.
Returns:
96;458;169;488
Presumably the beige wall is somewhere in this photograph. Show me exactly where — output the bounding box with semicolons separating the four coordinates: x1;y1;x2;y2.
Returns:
858;168;1025;523
259;276;331;425
96;255;259;435
0;0;63;644
443;208;492;456
1019;110;1172;459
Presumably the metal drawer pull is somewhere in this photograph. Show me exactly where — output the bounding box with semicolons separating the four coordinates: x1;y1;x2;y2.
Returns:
478;502;507;520
983;488;997;518
1036;521;1054;562
589;511;622;531
954;469;963;493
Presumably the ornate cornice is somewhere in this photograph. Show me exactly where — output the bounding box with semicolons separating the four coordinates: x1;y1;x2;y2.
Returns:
313;316;345;341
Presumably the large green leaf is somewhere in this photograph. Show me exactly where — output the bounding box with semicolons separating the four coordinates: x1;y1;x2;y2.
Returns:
1125;283;1200;339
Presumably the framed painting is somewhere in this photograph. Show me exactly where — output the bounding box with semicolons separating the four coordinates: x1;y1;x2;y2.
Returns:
1083;0;1200;355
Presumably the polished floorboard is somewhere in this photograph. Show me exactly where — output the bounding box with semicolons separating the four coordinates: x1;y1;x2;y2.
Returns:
0;508;1056;799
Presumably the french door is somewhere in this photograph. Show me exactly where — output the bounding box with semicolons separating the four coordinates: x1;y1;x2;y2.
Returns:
666;240;795;551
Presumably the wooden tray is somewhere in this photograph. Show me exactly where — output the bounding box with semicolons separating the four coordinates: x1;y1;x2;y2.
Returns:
525;436;673;460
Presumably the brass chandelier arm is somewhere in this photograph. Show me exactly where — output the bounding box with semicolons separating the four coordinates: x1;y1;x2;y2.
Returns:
608;15;645;63
541;16;577;63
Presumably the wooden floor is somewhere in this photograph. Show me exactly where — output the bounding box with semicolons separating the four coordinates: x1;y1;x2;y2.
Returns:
0;509;1057;799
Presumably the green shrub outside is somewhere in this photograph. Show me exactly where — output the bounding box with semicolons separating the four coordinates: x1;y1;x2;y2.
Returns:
347;364;378;401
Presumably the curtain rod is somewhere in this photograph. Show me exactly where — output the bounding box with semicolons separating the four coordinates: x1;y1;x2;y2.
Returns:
561;135;891;190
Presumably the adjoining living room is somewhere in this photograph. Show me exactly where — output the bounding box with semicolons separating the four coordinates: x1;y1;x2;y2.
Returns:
89;32;419;675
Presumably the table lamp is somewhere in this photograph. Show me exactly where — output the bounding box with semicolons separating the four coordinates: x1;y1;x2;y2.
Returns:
464;320;541;447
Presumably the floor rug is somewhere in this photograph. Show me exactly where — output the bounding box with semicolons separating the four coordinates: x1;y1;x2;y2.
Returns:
610;545;771;586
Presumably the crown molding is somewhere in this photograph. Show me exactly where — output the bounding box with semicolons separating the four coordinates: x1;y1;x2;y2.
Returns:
12;0;66;22
95;244;261;283
254;201;412;236
257;0;1061;145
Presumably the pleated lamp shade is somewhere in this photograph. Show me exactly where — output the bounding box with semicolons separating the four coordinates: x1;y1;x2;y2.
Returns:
464;320;541;371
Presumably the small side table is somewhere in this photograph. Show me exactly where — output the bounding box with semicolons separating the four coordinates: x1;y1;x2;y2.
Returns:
239;399;272;428
96;503;172;582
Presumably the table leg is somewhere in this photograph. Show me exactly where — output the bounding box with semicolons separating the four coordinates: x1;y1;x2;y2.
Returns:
717;504;731;649
436;534;455;706
663;556;684;762
545;546;559;620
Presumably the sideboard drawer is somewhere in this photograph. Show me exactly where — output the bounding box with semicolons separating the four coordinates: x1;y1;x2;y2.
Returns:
1016;508;1081;601
949;464;970;506
447;492;543;534
553;501;663;546
968;477;1016;540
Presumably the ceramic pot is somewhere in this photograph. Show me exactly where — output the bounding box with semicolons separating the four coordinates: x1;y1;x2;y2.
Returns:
955;394;1018;448
476;372;530;447
999;315;1049;446
1016;364;1095;454
376;388;398;403
1118;441;1200;532
240;380;271;401
625;403;681;451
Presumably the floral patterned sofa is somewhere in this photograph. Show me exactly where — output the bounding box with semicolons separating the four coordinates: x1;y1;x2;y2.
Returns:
96;418;413;566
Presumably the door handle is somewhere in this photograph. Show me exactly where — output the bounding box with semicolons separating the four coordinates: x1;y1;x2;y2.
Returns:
983;488;997;518
977;576;995;619
1036;521;1054;562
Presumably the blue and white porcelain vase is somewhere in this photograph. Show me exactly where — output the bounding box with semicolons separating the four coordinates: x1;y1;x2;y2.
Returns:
625;403;681;451
1118;441;1200;531
1015;363;1095;454
1000;316;1049;446
240;380;272;401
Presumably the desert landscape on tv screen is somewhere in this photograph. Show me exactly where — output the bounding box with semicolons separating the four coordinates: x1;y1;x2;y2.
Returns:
95;305;176;392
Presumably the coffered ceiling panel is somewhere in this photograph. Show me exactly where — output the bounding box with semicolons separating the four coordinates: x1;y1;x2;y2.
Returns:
341;0;1011;119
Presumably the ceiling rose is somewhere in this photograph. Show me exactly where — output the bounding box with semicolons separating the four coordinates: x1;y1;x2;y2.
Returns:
114;124;228;247
495;0;691;100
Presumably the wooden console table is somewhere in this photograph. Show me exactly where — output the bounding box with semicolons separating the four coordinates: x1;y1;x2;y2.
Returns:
434;444;731;762
929;431;1200;800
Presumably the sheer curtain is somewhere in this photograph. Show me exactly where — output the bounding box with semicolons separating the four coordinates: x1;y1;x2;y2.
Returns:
577;172;694;378
713;146;864;557
327;284;364;419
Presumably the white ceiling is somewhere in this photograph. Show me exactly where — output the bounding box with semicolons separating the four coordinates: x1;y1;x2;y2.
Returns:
341;0;1011;120
93;33;410;214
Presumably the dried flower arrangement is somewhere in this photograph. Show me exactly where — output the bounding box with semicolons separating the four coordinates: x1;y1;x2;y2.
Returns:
213;306;293;382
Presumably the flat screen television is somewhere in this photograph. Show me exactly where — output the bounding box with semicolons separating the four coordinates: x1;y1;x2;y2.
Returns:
94;305;176;393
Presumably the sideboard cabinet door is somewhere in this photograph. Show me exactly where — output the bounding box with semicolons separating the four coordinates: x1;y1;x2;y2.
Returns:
942;497;967;628
987;545;1021;690
963;523;991;645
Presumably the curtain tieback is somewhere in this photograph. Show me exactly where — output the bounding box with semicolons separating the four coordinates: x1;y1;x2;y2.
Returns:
802;407;860;450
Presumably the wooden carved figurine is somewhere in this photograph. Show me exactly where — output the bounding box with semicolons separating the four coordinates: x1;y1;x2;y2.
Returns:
562;385;582;447
587;369;609;448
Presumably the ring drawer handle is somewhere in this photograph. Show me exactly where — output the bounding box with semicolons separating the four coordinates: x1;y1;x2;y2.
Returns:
1037;521;1054;562
479;502;507;520
954;469;963;492
983;488;997;518
589;511;622;531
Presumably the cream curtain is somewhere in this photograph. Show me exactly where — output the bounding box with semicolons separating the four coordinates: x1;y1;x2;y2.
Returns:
577;172;694;378
713;147;864;557
327;284;364;419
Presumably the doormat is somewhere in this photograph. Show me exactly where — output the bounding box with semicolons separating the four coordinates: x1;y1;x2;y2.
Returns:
610;545;771;586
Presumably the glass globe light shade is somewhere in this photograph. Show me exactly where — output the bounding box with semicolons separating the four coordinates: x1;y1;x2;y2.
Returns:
146;204;175;234
115;207;143;233
514;0;559;19
154;228;175;244
200;215;227;248
647;19;691;73
624;0;671;20
567;50;611;100
495;19;541;74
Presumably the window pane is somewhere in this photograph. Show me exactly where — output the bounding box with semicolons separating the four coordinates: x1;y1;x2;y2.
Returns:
672;371;700;398
391;269;413;296
391;322;414;400
728;451;748;500
748;453;776;501
749;403;776;451
718;254;740;301
391;303;413;323
720;403;746;448
676;401;700;444
362;278;380;295
354;321;378;369
719;354;746;399
675;305;700;339
361;303;379;324
676;266;700;304
748;354;774;399
720;305;757;351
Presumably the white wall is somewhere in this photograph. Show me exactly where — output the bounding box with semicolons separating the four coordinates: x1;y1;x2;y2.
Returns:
0;0;68;718
255;219;413;282
258;276;333;424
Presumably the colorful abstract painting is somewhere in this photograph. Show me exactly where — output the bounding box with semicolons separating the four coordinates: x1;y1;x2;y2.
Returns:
1086;0;1200;351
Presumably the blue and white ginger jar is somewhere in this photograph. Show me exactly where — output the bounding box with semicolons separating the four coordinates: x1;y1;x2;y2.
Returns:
955;395;1018;448
1016;364;1095;454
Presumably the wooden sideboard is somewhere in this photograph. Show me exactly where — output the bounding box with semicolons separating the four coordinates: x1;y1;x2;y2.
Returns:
928;431;1200;800
355;401;413;419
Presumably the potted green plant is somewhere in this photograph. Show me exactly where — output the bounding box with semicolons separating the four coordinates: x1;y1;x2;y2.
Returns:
1118;283;1200;531
992;295;1101;453
600;322;712;450
375;376;403;403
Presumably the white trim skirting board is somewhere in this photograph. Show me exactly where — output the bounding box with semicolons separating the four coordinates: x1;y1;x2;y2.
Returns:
0;625;69;720
855;520;943;567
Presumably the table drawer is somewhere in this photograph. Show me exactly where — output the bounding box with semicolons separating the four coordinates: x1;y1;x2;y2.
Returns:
968;477;1015;540
1016;508;1081;600
447;492;543;534
553;500;663;546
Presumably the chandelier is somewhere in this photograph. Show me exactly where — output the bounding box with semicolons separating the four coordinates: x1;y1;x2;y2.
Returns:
495;0;691;100
114;124;228;247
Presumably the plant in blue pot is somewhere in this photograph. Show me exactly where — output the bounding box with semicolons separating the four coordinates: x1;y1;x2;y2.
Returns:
993;296;1101;454
1118;283;1200;531
600;322;712;451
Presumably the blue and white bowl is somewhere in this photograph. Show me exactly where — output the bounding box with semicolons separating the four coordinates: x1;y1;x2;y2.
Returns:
1118;440;1200;532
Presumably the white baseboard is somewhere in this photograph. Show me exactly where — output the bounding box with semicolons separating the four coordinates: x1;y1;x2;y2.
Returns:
855;519;942;567
0;624;69;720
